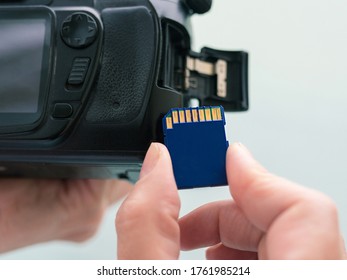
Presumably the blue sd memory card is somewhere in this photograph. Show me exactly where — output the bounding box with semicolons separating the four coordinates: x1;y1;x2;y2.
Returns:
162;106;229;189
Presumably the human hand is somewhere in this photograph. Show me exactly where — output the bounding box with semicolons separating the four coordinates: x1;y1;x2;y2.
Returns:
116;142;346;259
180;143;346;259
116;143;180;259
0;178;131;253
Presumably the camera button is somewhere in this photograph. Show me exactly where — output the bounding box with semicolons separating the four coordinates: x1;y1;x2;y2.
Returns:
61;13;98;48
68;57;90;86
52;103;73;119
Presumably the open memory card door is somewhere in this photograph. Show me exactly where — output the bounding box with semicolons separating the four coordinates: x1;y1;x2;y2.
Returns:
185;47;248;112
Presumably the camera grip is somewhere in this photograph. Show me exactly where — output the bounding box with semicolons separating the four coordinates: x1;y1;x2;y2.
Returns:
86;6;157;124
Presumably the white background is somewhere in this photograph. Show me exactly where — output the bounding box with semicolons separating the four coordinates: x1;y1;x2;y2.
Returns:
1;0;347;259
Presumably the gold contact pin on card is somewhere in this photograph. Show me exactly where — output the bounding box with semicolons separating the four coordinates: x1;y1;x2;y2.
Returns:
185;109;192;122
211;107;218;120
216;107;222;120
179;110;185;123
205;108;212;121
172;110;179;123
212;107;222;121
198;109;205;121
192;109;198;122
166;117;173;129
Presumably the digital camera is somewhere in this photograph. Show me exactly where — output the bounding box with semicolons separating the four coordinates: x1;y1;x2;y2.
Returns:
0;0;248;181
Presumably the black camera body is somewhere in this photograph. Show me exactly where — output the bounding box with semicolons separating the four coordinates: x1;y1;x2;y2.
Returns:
0;0;248;181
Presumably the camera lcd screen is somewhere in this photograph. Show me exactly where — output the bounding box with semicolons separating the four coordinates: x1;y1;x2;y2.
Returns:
0;19;46;113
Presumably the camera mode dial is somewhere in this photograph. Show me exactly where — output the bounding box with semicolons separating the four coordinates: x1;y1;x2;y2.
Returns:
61;13;98;48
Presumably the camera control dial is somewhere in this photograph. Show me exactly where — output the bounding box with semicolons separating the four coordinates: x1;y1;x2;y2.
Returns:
61;13;98;48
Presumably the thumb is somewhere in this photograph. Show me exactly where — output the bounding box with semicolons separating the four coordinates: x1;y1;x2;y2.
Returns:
227;143;344;259
116;143;180;259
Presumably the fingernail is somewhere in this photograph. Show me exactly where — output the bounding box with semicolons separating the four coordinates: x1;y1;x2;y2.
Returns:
139;143;161;179
235;142;246;149
228;142;255;167
229;142;267;173
234;142;252;155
